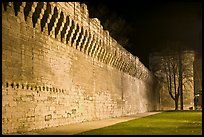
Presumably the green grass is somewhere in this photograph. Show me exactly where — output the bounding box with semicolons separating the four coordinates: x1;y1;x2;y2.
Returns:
78;110;202;135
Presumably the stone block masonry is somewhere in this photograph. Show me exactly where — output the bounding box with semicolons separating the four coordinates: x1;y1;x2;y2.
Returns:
2;2;160;134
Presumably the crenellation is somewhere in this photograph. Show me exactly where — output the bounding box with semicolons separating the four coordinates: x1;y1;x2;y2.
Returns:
62;15;72;44
108;51;114;66
85;31;93;54
75;26;83;47
42;3;53;35
117;57;122;70
114;57;119;69
65;2;75;18
104;30;110;50
138;69;143;80
110;37;117;49
33;2;45;30
40;3;49;32
99;48;105;62
16;2;25;22
104;50;110;64
102;49;108;63
118;57;123;71
27;2;38;26
121;56;126;70
99;27;104;48
77;26;85;50
90;18;101;31
73;2;81;20
73;23;82;48
80;29;88;51
130;65;135;76
95;46;102;61
104;50;111;65
12;2;22;16
124;61;130;73
113;48;118;65
89;37;97;57
56;12;66;41
111;56;117;68
80;3;89;24
2;2;160;134
113;56;118;68
92;38;99;58
74;4;80;21
68;19;77;46
2;2;6;12
119;59;124;71
129;65;135;76
5;2;14;15
49;7;61;38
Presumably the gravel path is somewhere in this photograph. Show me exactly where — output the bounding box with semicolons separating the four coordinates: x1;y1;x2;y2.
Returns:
15;111;161;135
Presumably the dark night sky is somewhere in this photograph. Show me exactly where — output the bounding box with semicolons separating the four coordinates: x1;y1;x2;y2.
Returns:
81;0;202;68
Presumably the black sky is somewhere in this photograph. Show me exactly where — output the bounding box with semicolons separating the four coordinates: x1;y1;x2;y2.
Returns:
82;0;202;68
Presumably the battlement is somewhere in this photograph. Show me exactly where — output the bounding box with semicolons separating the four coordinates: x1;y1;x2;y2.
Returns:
2;2;151;81
2;2;160;134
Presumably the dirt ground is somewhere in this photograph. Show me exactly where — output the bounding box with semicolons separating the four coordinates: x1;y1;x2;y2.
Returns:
14;112;161;135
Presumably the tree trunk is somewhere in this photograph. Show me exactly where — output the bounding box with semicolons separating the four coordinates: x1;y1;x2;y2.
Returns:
175;99;178;110
179;51;183;110
173;69;179;110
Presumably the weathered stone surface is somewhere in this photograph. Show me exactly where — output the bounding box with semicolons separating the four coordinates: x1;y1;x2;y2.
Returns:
2;2;160;134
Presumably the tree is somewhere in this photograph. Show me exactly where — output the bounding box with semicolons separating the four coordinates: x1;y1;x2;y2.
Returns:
160;52;180;110
150;42;194;110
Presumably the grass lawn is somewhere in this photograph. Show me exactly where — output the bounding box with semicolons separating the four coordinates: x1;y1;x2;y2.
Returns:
78;110;202;135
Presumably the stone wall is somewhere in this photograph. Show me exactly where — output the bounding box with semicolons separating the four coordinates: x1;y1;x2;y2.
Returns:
2;2;160;134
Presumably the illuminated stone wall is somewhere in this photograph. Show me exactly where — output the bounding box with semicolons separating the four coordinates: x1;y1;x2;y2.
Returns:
2;2;160;134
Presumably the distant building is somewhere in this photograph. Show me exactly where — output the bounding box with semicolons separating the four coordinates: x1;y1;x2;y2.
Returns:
149;50;201;110
193;52;202;109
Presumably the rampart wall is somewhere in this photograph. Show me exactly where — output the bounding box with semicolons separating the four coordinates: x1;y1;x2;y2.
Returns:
2;2;160;134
